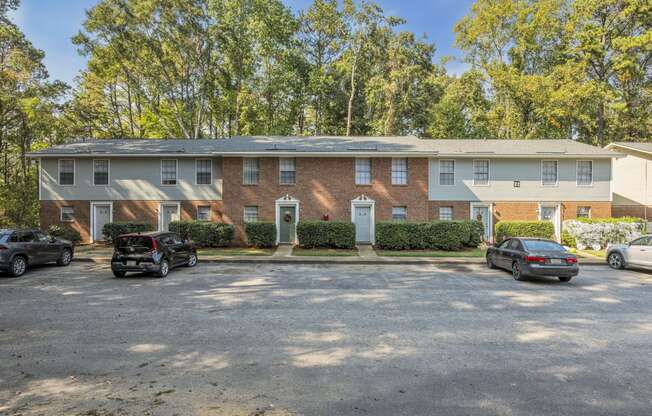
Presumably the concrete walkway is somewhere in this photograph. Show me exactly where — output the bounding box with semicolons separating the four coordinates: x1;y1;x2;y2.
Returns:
357;244;377;258
273;244;294;257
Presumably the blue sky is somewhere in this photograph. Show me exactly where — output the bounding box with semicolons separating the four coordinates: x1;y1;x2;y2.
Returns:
10;0;473;86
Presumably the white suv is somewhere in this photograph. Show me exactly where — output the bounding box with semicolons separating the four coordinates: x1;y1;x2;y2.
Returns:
607;235;652;270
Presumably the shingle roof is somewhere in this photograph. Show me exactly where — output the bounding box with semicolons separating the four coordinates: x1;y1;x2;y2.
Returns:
607;142;652;155
27;136;619;157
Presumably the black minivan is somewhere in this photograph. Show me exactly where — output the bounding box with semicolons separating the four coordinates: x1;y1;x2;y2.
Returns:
111;232;197;278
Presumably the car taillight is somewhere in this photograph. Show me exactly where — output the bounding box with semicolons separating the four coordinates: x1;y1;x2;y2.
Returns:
565;257;578;264
151;237;158;252
524;255;546;264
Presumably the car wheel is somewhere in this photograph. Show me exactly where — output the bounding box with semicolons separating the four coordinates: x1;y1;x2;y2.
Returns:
608;252;624;270
157;259;169;278
558;276;572;282
9;256;27;277
512;261;525;281
57;248;72;266
186;252;198;267
113;270;126;278
486;254;496;269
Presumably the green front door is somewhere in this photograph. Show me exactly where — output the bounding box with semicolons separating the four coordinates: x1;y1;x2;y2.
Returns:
279;206;296;243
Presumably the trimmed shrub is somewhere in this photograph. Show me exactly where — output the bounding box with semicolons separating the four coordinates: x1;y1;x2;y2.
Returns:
296;221;356;249
47;224;81;244
102;221;154;243
169;221;234;247
563;218;645;250
561;229;576;247
374;220;483;251
494;221;555;242
245;222;277;248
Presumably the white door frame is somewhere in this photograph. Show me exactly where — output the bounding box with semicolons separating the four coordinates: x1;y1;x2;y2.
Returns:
539;202;562;242
351;195;376;244
470;202;493;243
90;201;113;243
275;195;300;244
158;202;181;231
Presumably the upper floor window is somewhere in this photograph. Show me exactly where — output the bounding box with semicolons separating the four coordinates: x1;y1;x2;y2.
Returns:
197;205;210;221
577;206;591;218
93;159;109;186
439;206;453;221
541;160;558;186
473;160;489;186
58;159;75;185
392;206;407;222
279;158;296;185
391;158;408;185
577;160;593;186
355;158;371;185
243;158;260;185
439;160;455;185
196;159;212;185
161;159;177;185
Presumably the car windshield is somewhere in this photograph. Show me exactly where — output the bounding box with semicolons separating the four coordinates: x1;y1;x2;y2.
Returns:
523;240;565;251
0;233;9;243
116;236;153;249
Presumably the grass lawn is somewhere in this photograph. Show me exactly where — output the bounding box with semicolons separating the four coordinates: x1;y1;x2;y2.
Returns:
198;247;275;256
376;248;487;258
292;247;359;257
576;249;606;258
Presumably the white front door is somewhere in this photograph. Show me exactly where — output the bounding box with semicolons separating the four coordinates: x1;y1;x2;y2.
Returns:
92;204;111;242
540;204;560;241
160;204;180;231
354;206;372;243
471;205;492;242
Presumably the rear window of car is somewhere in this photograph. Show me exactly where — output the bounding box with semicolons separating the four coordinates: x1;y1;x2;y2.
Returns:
0;233;9;243
116;236;153;249
523;240;565;251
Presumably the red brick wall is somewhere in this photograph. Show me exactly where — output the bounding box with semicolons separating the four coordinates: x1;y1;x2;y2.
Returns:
428;201;470;220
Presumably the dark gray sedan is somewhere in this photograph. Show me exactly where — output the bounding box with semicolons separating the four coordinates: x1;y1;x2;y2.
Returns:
486;238;578;282
0;229;74;277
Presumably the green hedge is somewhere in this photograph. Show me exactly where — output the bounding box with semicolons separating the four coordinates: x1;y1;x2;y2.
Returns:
375;220;483;251
575;216;643;224
102;221;154;243
245;222;277;248
47;224;81;244
494;221;555;242
169;221;234;247
561;229;577;247
296;221;356;249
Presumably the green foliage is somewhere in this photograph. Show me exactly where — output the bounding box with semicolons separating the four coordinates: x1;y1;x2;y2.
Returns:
561;229;576;247
494;221;555;242
102;222;154;243
47;224;81;244
245;222;277;248
168;221;234;247
296;221;356;249
574;216;645;225
375;220;483;251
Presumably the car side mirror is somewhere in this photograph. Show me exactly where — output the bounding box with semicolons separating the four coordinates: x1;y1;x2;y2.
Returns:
49;236;57;243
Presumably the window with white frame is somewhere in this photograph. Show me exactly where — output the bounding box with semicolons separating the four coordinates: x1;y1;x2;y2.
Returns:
244;206;258;222
196;159;212;185
391;158;408;185
392;206;407;221
93;160;109;185
541;160;558;186
197;206;210;221
59;159;75;185
355;158;372;185
577;160;593;186
279;158;296;185
243;158;260;185
577;206;591;218
439;206;453;221
439;160;455;185
161;160;177;185
60;206;74;222
473;160;489;185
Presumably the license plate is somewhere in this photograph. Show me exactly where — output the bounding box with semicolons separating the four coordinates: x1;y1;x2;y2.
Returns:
126;260;137;266
550;258;563;265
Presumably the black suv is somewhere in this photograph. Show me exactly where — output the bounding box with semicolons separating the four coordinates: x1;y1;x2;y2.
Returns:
0;229;74;277
111;232;197;278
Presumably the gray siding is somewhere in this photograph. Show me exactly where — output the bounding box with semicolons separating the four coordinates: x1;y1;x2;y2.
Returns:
428;158;611;202
40;157;223;201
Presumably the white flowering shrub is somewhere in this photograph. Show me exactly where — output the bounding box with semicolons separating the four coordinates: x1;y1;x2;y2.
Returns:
563;218;645;249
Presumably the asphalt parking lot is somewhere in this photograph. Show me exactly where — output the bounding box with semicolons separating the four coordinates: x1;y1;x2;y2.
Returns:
1;262;651;416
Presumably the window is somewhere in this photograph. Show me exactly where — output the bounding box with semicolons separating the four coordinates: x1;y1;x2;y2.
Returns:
93;159;109;185
279;158;296;185
161;160;177;185
392;206;407;221
577;206;591;218
522;240;564;251
60;206;74;222
355;158;372;185
244;206;258;222
34;231;49;242
58;159;75;185
196;159;212;185
577;160;593;186
391;158;408;185
197;206;210;221
243;158;260;185
18;231;36;243
631;236;652;246
439;206;453;221
542;160;558;186
473;160;490;186
439;160;455;185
